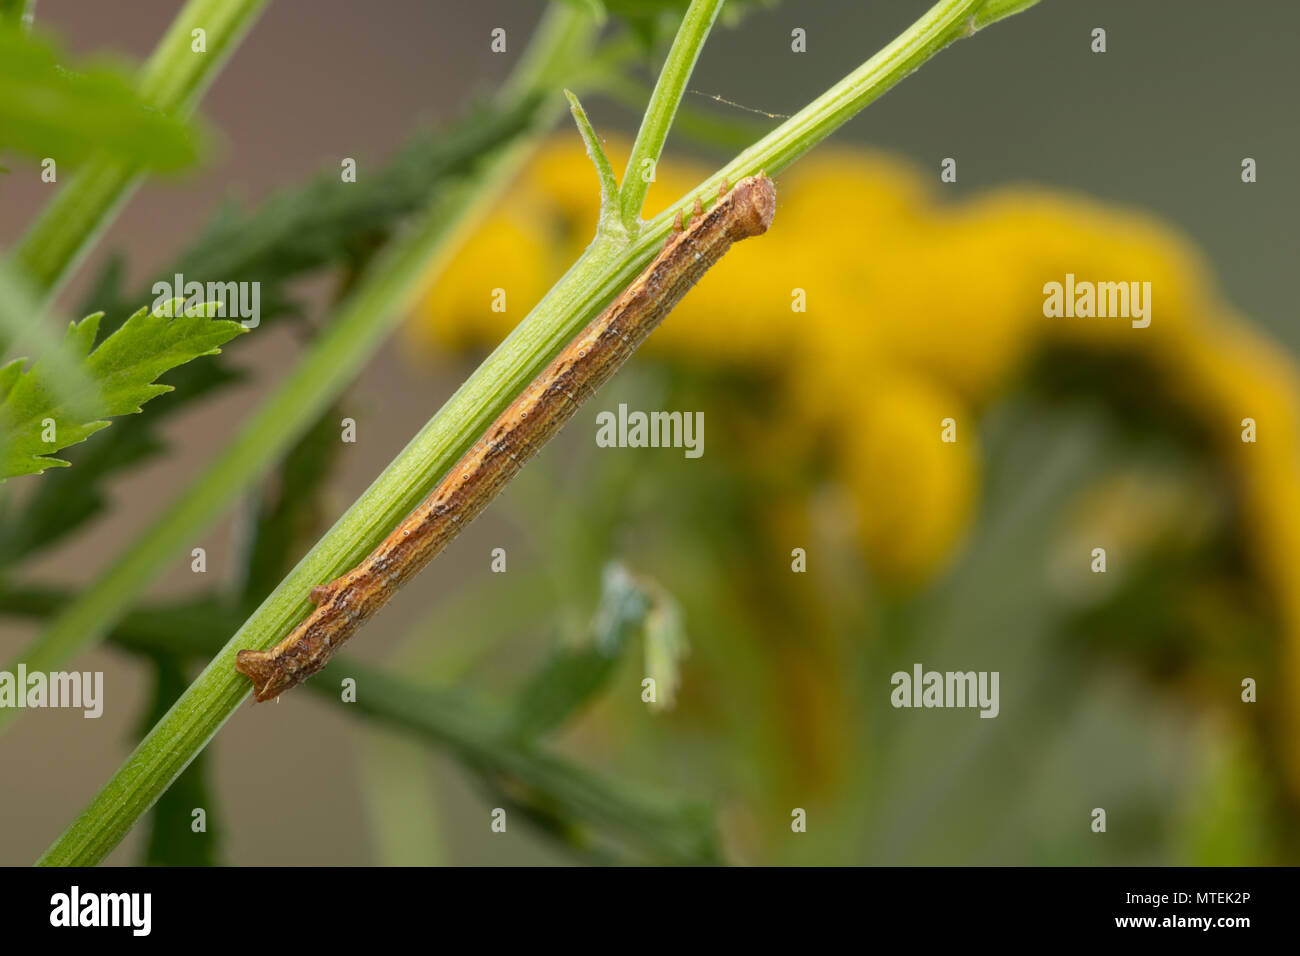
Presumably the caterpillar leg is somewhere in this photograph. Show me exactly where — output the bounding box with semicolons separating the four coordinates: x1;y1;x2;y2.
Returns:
309;575;348;603
234;649;283;702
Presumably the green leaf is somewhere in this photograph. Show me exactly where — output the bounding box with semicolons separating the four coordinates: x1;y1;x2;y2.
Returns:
508;565;647;741
507;563;688;739
132;96;543;327
0;300;246;480
0;28;201;171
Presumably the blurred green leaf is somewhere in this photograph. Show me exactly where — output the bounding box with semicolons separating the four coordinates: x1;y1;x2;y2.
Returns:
643;583;686;711
357;728;448;866
0;258;97;428
0;27;201;171
508;563;651;741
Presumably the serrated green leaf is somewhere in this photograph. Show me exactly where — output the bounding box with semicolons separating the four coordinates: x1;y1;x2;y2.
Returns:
0;359;22;403
0;302;246;480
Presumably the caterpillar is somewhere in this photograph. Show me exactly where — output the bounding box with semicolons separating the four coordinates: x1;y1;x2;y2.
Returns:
235;174;777;702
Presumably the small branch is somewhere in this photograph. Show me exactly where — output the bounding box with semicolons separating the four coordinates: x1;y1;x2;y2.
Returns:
972;0;1041;31
564;90;621;237
0;0;36;31
616;0;725;233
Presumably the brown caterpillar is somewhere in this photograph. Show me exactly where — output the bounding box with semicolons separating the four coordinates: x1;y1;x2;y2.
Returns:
236;174;777;702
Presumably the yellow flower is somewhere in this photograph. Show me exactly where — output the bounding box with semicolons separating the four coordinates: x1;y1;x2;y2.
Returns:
411;215;553;354
837;372;976;584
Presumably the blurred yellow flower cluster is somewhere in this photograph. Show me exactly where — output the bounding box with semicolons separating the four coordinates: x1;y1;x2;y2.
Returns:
414;139;1300;788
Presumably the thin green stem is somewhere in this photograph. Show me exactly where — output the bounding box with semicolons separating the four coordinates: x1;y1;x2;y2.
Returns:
33;0;1036;866
563;90;621;236
12;0;269;298
616;0;724;232
972;0;1041;30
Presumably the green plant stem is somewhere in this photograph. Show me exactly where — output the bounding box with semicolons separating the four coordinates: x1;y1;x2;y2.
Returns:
616;0;724;232
12;0;268;297
0;0;35;30
973;0;1040;30
34;0;1036;866
564;90;619;232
